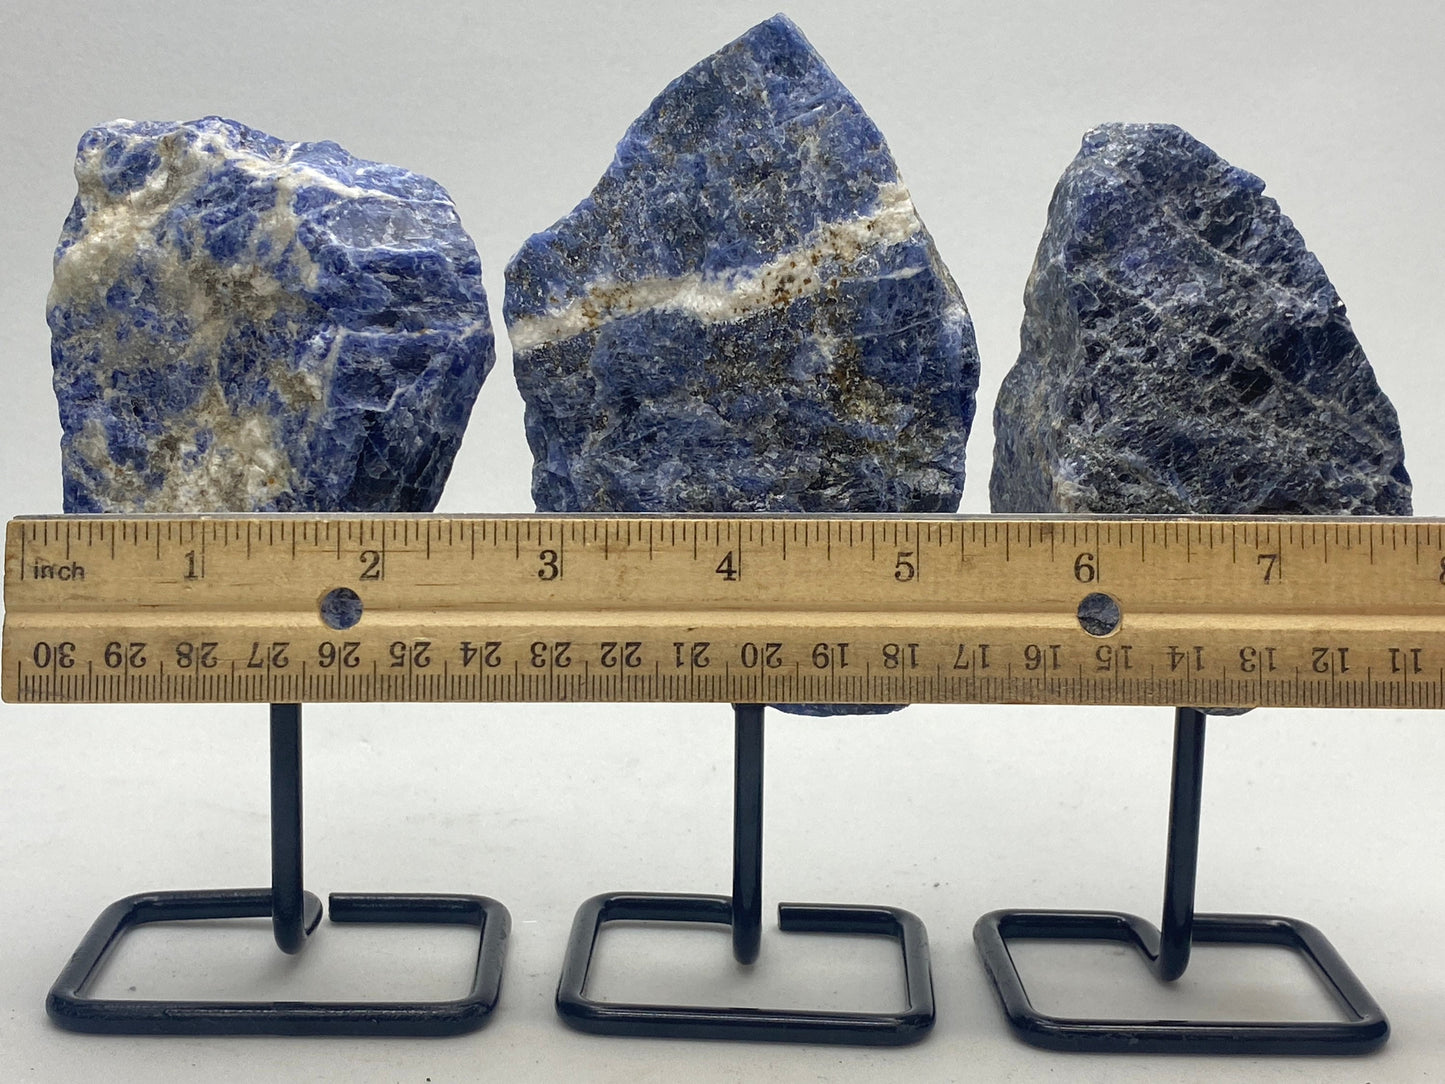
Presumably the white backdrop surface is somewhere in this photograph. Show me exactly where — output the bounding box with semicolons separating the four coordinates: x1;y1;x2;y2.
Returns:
2;2;1443;1081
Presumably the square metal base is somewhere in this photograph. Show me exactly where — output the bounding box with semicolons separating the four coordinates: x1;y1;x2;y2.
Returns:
973;909;1388;1055
556;892;934;1045
48;889;510;1036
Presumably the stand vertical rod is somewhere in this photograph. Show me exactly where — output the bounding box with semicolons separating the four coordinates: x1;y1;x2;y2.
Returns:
1157;706;1207;981
731;704;765;965
270;703;307;954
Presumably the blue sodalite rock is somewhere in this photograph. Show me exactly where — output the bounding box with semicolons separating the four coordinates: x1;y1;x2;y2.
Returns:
50;116;493;513
991;122;1411;518
503;16;978;716
504;14;978;519
992;123;1411;716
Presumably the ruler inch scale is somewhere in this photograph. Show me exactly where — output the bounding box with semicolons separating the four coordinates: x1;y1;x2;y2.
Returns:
4;513;1444;709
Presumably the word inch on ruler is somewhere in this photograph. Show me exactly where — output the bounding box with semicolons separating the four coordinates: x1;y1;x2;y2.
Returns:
4;515;1444;709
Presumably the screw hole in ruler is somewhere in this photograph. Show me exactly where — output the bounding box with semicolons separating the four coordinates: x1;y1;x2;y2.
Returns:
1077;592;1121;637
319;587;364;630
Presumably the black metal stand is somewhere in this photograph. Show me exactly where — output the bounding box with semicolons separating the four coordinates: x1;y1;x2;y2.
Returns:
46;704;510;1036
556;704;934;1044
973;707;1388;1055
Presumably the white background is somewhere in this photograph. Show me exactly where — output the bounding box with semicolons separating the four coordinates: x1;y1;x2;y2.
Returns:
2;2;1444;1080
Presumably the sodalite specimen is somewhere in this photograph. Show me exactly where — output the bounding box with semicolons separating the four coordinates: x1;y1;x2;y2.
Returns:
991;123;1411;518
504;16;977;717
504;14;978;521
50;117;493;513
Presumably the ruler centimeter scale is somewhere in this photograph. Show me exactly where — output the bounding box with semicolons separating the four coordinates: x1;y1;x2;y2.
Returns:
4;513;1445;708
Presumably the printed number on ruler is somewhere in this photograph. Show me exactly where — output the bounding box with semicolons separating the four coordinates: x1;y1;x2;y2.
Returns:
5;515;1444;708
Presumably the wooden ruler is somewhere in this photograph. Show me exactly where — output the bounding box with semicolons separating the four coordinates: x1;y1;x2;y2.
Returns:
4;514;1444;708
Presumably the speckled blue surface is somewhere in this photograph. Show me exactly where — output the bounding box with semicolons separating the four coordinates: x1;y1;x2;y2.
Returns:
504;14;977;518
504;15;978;716
502;14;976;722
50;116;493;513
991;122;1410;518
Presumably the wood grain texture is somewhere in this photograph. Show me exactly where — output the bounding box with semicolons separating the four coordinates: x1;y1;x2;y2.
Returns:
5;514;1442;707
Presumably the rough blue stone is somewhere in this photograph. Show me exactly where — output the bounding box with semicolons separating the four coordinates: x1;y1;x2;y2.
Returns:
991;122;1411;518
504;14;977;517
503;15;978;716
50;116;493;513
991;123;1411;716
